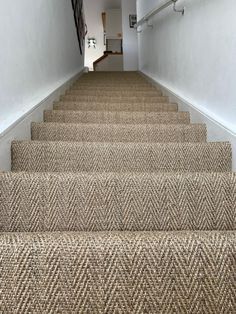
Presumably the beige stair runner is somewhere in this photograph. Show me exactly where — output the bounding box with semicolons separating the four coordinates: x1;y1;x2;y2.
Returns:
44;110;190;124
0;71;235;313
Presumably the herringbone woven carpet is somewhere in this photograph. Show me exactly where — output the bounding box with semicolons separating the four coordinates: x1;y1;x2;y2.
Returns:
54;100;176;111
0;231;235;313
1;172;235;232
12;141;231;172
31;122;207;142
1;71;235;313
44;110;190;124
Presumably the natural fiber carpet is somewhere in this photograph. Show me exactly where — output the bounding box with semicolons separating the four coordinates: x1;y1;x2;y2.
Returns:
1;172;235;232
61;94;169;103
12;141;231;172
0;231;235;313
44;110;190;124
67;89;163;96
0;71;235;313
54;100;177;112
31;122;207;143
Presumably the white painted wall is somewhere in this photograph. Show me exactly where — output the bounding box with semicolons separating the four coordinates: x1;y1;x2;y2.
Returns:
0;0;84;171
107;39;122;53
84;1;123;70
137;0;236;169
0;71;83;172
84;0;107;71
0;0;84;136
122;0;138;71
106;9;122;39
137;0;159;19
85;0;138;71
95;55;123;71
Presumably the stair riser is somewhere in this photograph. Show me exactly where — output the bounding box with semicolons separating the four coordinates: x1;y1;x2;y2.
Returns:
53;102;177;112
81;78;145;79
11;142;232;173
31;123;207;143
1;173;235;232
80;78;144;81
79;77;146;79
0;232;235;313
71;86;157;91
76;82;149;85
74;82;155;87
44;110;190;124
66;90;163;97
61;95;168;102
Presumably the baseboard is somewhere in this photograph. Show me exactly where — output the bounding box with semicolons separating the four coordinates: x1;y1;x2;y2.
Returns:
0;68;85;171
140;71;236;171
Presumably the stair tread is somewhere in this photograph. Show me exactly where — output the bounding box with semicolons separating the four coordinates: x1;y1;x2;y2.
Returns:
0;230;235;313
54;101;178;112
61;95;168;101
1;172;235;232
11;141;232;173
44;110;190;124
66;90;163;96
71;87;158;90
31;122;207;143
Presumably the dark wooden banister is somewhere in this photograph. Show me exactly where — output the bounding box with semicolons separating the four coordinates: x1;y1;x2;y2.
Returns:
71;0;87;55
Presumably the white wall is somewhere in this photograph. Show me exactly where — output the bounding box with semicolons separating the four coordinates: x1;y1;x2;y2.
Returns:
85;0;138;71
122;0;138;71
0;0;84;136
106;9;122;39
95;55;123;71
0;71;83;172
0;0;84;171
137;0;236;169
137;0;159;19
84;0;107;70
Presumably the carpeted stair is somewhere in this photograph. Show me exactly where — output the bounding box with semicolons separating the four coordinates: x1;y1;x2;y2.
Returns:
1;172;235;232
60;94;169;103
0;71;235;313
12;141;231;172
44;110;191;124
31;122;207;142
53;100;177;111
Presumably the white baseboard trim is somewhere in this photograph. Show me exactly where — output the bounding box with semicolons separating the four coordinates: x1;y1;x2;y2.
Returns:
141;71;236;171
0;68;85;171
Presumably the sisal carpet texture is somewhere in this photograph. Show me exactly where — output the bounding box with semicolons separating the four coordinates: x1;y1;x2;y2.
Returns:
0;71;234;313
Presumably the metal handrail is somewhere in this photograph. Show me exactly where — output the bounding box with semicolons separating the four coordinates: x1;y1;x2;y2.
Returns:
135;0;184;30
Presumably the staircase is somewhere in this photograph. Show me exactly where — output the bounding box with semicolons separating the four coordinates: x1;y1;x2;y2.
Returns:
1;71;236;313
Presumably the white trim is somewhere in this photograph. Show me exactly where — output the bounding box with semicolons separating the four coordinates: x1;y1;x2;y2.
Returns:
0;68;85;171
0;69;84;138
141;72;236;136
140;71;236;171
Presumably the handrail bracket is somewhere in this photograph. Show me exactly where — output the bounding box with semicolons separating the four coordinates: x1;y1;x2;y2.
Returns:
172;0;185;15
146;19;153;29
